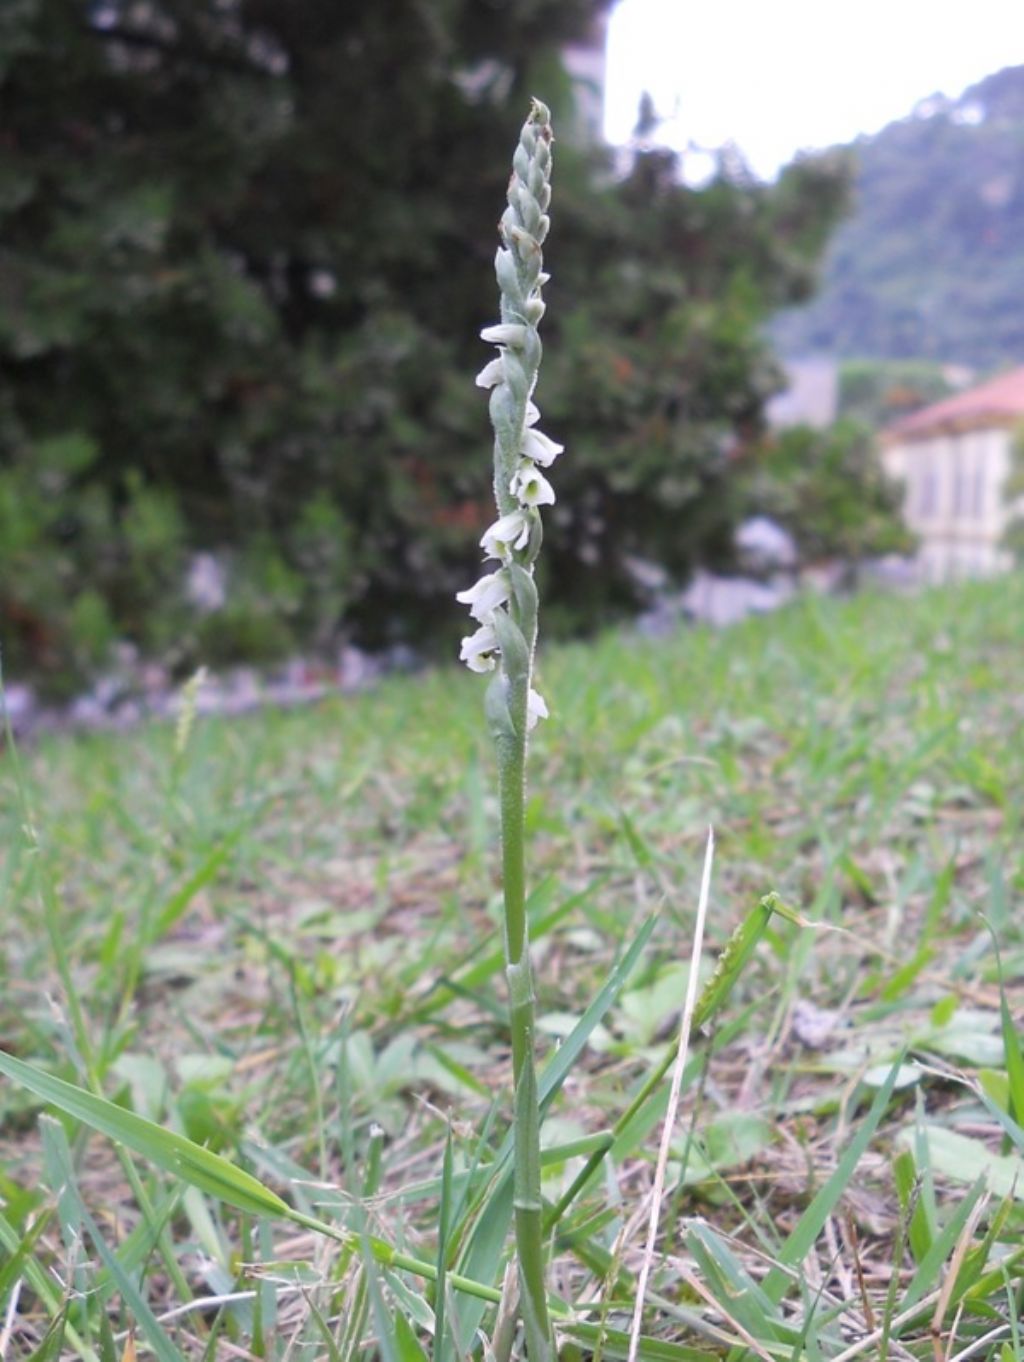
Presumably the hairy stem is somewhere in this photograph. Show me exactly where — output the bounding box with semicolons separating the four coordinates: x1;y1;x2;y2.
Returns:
494;567;550;1355
498;684;552;1360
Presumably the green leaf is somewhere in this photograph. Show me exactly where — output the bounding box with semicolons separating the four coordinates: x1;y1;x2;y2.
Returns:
688;1220;792;1344
0;1208;101;1362
491;606;530;688
152;830;245;939
363;1243;400;1362
763;1055;904;1303
507;562;538;643
485;673;517;745
25;1312;68;1362
538;916;658;1110
979;1068;1010;1112
565;1322;716;1361
0;1051;291;1219
893;1146;933;1264
394;1311;430;1362
895;1124;1024;1202
435;1125;453;1362
40;1117;186;1362
677;1111;774;1186
0;1205;54;1320
455;918;657;1349
900;1174;988;1314
996;957;1024;1129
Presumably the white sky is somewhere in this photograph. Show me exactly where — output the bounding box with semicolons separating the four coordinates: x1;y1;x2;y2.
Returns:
605;0;1024;179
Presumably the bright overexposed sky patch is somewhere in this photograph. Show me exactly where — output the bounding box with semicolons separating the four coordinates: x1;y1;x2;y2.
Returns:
605;0;1024;179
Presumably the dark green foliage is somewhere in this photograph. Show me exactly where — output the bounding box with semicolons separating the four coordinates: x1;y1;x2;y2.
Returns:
539;144;851;631
838;358;957;430
1;0;847;691
741;419;913;573
775;65;1024;369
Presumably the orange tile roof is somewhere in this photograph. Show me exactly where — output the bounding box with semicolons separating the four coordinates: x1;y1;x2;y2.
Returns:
888;364;1024;439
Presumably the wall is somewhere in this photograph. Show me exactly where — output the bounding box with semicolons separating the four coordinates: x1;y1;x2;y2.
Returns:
883;424;1014;581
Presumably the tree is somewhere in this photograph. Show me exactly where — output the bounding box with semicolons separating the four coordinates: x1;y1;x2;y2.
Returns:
837;359;957;429
536;140;851;629
0;0;849;692
740;419;913;581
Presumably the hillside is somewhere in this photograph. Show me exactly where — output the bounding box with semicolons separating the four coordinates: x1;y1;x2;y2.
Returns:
774;65;1024;370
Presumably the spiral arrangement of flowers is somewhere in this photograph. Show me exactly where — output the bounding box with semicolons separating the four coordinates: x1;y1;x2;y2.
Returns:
457;98;562;737
454;99;561;1360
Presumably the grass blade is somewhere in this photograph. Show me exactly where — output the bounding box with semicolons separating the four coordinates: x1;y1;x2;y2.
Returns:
452;915;657;1350
628;827;714;1362
762;1055;905;1304
0;1051;291;1218
40;1118;186;1362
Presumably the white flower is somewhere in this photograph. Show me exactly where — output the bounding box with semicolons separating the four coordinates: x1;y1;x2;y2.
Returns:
510;463;555;508
522;428;563;468
527;688;549;730
459;624;500;673
524;399;541;426
456;570;510;622
475;358;504;389
481;510;530;561
480;323;528;348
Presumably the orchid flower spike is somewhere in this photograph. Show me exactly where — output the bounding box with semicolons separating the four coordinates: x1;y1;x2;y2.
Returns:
456;98;563;737
453;101;562;1362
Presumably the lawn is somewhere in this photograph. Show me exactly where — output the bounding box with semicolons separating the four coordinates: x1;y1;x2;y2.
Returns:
1;574;1023;1361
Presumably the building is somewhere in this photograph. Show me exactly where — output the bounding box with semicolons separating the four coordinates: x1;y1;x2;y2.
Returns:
882;365;1024;581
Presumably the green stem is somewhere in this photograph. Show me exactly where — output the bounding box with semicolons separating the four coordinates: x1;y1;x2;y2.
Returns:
497;636;553;1358
291;1206;579;1319
499;722;528;966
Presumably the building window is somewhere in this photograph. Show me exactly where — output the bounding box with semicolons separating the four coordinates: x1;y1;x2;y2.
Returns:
952;448;967;518
918;465;938;519
972;457;986;518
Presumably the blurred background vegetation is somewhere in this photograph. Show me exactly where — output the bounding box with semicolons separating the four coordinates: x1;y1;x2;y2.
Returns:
2;0;909;697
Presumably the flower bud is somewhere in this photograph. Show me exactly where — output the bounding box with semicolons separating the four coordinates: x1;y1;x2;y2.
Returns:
475;358;504;389
494;247;521;302
480;322;528;349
